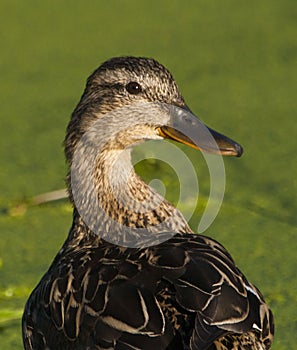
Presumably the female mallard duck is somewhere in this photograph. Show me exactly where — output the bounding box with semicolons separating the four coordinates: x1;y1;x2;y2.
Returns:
22;57;274;349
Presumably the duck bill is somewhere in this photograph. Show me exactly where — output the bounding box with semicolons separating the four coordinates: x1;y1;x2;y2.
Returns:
157;106;243;157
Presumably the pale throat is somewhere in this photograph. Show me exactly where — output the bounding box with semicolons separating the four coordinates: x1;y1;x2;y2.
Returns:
93;146;191;234
94;147;160;210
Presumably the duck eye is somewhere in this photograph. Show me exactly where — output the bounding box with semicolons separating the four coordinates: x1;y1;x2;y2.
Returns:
125;81;142;95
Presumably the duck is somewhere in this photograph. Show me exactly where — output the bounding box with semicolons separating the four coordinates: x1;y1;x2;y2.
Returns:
22;56;274;350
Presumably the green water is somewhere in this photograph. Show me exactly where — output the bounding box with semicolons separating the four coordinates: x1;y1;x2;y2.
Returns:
0;1;296;349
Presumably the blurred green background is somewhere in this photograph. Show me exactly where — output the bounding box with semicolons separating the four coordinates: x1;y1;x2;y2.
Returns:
0;1;296;349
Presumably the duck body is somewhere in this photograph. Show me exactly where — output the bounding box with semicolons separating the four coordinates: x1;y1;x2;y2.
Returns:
22;57;274;349
23;228;273;350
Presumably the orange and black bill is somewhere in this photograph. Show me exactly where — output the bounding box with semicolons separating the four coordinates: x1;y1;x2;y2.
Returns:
158;106;243;157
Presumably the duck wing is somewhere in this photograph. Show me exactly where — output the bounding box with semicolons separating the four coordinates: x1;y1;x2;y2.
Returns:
23;241;176;349
147;234;273;349
23;233;273;349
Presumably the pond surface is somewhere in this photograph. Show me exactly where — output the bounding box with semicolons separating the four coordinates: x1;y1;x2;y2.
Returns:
0;1;296;348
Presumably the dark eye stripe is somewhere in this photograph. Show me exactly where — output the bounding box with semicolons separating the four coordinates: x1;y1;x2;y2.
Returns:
100;83;123;90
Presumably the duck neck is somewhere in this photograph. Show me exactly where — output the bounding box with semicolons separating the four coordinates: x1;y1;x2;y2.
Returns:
69;145;191;246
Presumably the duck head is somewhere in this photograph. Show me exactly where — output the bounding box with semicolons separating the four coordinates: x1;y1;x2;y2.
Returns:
65;56;243;163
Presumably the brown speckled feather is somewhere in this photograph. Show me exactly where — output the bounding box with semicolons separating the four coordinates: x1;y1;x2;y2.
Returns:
23;57;274;350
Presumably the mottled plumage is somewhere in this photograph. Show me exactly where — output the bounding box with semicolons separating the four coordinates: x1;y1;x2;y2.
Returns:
23;57;274;349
